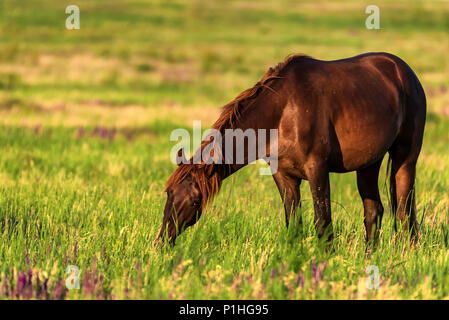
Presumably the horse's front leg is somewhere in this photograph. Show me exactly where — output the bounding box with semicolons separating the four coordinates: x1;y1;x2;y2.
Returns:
306;161;333;242
272;171;302;228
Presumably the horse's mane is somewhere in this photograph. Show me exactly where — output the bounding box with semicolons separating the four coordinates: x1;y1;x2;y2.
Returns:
212;54;308;132
165;54;309;206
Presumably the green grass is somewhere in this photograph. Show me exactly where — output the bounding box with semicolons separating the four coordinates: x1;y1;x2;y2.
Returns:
1;0;449;299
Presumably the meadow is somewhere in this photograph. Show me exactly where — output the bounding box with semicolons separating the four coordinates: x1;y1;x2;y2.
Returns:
0;0;449;299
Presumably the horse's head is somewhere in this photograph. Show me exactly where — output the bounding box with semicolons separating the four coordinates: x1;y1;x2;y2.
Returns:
156;169;203;246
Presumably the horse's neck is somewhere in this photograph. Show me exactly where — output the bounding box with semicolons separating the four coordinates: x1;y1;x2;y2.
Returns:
215;101;279;180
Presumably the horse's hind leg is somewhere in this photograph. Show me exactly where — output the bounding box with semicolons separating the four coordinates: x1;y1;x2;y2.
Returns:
356;158;384;243
389;147;419;240
389;120;424;240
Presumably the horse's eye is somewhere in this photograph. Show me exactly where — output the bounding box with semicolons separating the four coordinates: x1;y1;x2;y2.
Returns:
192;200;201;208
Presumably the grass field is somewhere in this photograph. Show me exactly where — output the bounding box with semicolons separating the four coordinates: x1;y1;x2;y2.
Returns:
1;0;449;299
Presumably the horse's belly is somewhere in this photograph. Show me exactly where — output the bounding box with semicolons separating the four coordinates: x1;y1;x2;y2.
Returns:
332;142;389;172
329;118;399;172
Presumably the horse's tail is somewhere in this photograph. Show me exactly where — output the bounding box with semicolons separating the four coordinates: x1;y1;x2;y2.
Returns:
386;153;396;217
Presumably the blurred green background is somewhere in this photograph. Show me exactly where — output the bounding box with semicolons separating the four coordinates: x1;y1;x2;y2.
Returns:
1;0;448;116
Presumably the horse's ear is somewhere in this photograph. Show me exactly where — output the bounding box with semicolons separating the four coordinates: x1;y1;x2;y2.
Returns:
176;148;187;166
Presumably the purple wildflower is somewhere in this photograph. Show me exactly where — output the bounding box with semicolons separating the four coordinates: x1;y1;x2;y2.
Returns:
73;242;78;263
83;269;93;296
312;262;317;281
297;271;305;288
42;278;49;299
25;247;30;268
33;124;42;135
76;127;85;138
15;271;26;298
52;278;66;300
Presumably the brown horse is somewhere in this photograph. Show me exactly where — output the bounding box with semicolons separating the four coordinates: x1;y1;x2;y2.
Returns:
157;52;426;245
